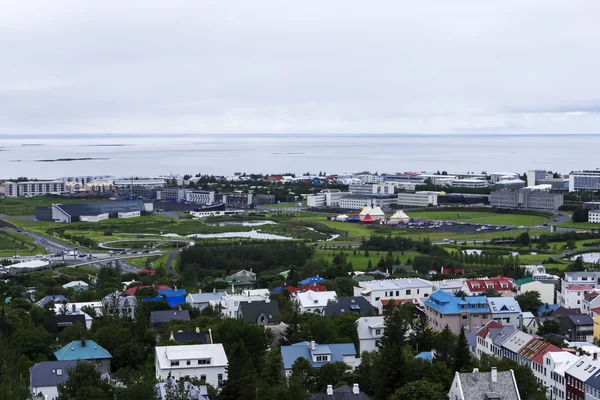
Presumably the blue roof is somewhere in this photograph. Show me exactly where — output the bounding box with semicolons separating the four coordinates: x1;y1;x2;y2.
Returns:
166;296;186;308
425;291;489;315
298;276;325;286
143;295;163;302
54;340;112;361
158;289;187;297
271;286;286;293
416;351;433;362
280;341;356;369
538;304;560;315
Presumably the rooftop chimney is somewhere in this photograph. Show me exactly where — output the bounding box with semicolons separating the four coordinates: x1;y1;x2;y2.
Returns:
195;327;200;334
353;384;360;394
310;340;316;350
491;367;497;382
198;289;202;294
472;368;479;373
72;304;76;313
81;337;86;347
326;385;333;396
595;353;598;360
213;287;216;293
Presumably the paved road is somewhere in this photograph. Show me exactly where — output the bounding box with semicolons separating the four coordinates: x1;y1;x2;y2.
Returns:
165;251;179;276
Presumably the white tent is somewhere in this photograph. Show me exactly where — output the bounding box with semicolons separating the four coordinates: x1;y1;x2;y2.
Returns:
389;210;410;224
336;214;349;221
359;206;385;220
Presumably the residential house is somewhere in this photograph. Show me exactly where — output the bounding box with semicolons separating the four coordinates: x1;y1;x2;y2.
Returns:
584;367;600;400
561;314;594;342
462;276;515;297
155;379;210;400
488;297;522;327
102;293;137;318
521;312;535;333
501;331;534;364
280;341;358;377
519;339;562;384
170;328;212;345
356;316;385;354
286;284;328;296
491;326;518;358
219;293;269;318
538;304;560;316
43;315;87;336
557;271;600;312
307;384;373;400
62;280;89;292
155;344;228;388
298;276;326;286
158;288;187;308
238;299;281;326
150;310;191;329
53;303;96;329
424;290;491;334
353;278;433;309
185;291;227;310
565;355;600;400
474;321;504;359
29;360;78;400
595;314;600;342
36;295;68;308
432;279;466;294
295;291;338;314
323;296;377;316
54;339;112;374
583;290;600;316
216;271;256;291
448;367;521;400
544;351;579;399
125;284;171;296
513;277;555;305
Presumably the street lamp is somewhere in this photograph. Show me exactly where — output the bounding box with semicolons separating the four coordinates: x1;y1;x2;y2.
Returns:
73;247;78;261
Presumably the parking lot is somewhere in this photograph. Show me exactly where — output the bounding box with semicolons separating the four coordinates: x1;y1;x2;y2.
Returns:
403;220;515;235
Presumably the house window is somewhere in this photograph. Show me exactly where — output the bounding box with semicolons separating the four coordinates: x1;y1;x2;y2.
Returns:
375;329;381;335
170;361;180;367
218;374;223;387
462;315;469;320
396;291;399;297
200;375;206;382
316;355;330;362
198;359;211;365
186;360;191;366
406;290;411;295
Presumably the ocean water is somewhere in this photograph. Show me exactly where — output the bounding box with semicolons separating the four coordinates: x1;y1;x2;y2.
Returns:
0;133;597;178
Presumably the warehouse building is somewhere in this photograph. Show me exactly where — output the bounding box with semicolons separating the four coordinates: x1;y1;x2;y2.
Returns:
48;200;151;223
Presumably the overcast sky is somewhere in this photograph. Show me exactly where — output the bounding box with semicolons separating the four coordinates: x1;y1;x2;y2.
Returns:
1;0;599;135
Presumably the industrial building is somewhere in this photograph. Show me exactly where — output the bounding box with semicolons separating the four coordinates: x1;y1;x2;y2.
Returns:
489;187;564;210
397;191;440;207
494;179;526;190
184;190;216;205
3;180;66;197
437;193;489;205
490;172;519;184
41;200;152;223
338;194;397;210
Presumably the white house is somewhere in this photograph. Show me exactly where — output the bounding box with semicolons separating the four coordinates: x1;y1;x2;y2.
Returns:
29;360;78;400
557;272;600;312
155;344;228;388
432;279;466;294
448;368;521;400
514;277;555;306
356;316;385;354
61;280;89;291
295;291;338;314
219;293;269;318
353;278;433;309
185;291;227;310
544;351;579;399
487;297;522;327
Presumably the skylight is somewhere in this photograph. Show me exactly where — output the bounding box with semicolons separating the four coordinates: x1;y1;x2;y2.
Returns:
576;361;585;367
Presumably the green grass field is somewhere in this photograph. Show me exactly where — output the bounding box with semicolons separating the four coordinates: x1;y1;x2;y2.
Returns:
0;231;46;257
557;220;600;230
404;210;549;226
0;195;102;216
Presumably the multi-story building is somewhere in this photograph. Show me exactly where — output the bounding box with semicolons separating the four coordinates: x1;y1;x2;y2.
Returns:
353;174;382;184
451;179;488;189
474;321;504;359
338;194;397;210
544;351;579;400
569;169;600;192
589;210;600;224
513;277;555;305
494;179;526;190
490;188;564;210
565;355;600;400
424;290;491;334
154;344;228;388
527;170;548;187
156;188;185;201
295;291;338;314
353;278;433;309
491;172;520;184
219;293;268;318
397;191;440;207
462;276;515;297
501;330;534;364
585;366;600;400
3;180;67;197
487;297;522;327
557;272;600;312
184;190;216;205
356;316;385;354
561;315;594;342
417;174;458;186
307;189;347;207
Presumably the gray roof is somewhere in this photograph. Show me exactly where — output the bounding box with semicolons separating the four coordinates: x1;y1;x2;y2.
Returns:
323;297;377;316
457;369;520;400
307;385;373;400
55;200;145;218
171;330;211;345
187;292;227;303
565;271;600;279
150;310;190;325
491;326;517;348
30;360;79;388
238;300;281;324
569;314;594;326
36;295;69;307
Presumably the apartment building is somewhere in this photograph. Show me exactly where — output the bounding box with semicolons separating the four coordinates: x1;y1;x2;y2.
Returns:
338;194;397;209
451;179;488;189
487;297;522;327
397;191;440;207
184;190;216;205
513;277;555;305
353;278;433;309
557;272;600;312
545;351;579;400
589;210;600;223
424;291;491;334
3;180;66;197
462;276;514;297
569;169;600;192
565;355;600;400
306;189;346;207
356;316;385;354
490;188;564;210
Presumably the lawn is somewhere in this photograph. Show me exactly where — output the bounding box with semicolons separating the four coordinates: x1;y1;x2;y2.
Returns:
557;220;600;230
313;248;420;271
404;210;549;226
0;195;102;216
0;231;46;257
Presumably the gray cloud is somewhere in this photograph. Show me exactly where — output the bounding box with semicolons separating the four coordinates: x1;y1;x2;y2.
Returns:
1;0;600;134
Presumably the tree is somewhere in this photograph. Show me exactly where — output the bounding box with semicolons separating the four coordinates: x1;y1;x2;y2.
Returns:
57;361;116;400
261;348;285;387
483;289;502;297
516;232;530;247
288;357;314;396
453;327;472;372
572;208;589;223
515;291;542;315
220;341;258;400
567;256;585;272
434;325;455;367
314;361;351;392
409;314;435;352
390;380;447;400
536;319;561;336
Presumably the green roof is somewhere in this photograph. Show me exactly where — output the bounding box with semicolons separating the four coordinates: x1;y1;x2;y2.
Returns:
353;275;375;282
54;340;112;361
514;277;535;286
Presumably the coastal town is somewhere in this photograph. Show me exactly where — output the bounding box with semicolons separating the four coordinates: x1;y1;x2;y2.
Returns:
2;168;600;400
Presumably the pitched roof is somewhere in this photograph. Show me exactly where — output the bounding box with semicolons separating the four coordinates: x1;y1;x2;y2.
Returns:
186;291;227;303
155;344;228;369
43;315;87;336
356;316;385;341
487;297;522;314
513;277;535;286
568;314;594;326
456;369;520;400
425;291;490;315
323;297;377;316
491;326;518;347
171;330;212;345
307;385;374;400
298;276;326;286
150;310;191;325
281;341;356;369
296;291;338;308
54;339;112;361
30;360;79;388
158;288;187;297
565;355;600;382
476;321;504;339
238;300;281;324
125;285;170;296
36;295;69;307
287;284;328;295
464;276;514;293
538;304;560;316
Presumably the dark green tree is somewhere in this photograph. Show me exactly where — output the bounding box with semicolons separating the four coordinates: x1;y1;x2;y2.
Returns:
515;291;542;315
453;327;472;372
536;319;561;336
220;341;258;400
390;380;447;400
57;361;116;400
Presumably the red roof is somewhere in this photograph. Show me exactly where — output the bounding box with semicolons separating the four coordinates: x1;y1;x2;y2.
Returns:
125;284;170;296
138;269;157;275
442;267;465;275
465;276;514;293
567;285;593;291
476;321;504;339
287;284;327;295
268;175;284;181
531;344;563;365
361;214;374;222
